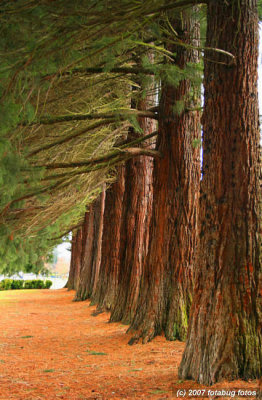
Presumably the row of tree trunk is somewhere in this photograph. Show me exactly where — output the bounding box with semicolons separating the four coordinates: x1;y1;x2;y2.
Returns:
66;1;261;386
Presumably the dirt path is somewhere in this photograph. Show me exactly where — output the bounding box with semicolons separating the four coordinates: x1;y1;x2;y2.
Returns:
0;289;258;400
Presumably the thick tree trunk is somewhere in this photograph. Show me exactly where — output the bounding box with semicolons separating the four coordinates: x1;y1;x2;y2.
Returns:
110;97;155;325
128;12;201;343
92;166;125;312
91;191;106;296
65;232;76;290
74;190;105;301
66;229;82;291
73;227;83;291
179;0;262;384
257;378;262;399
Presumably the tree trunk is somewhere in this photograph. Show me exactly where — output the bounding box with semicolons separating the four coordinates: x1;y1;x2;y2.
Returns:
74;190;105;301
66;229;81;291
110;95;155;325
128;11;201;343
92;166;125;312
73;227;82;291
179;0;262;384
65;232;76;290
257;378;262;399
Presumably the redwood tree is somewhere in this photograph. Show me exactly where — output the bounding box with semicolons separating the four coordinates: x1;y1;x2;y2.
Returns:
128;12;201;343
258;378;262;399
74;191;105;301
179;0;262;384
91;166;125;312
66;227;82;291
110;95;156;325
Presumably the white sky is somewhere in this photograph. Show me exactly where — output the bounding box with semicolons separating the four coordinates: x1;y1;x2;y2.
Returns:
56;241;71;263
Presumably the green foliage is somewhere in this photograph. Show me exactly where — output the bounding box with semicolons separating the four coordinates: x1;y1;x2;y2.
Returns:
44;280;53;289
0;0;205;275
0;279;13;290
11;280;24;290
0;279;52;290
173;100;185;116
24;279;43;289
192;138;202;149
86;350;107;355
259;0;262;20
150;390;168;395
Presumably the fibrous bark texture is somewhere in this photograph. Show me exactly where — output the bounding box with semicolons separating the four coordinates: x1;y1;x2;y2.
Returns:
66;229;82;291
92;166;125;312
179;0;262;384
110;94;155;325
74;190;105;301
73;227;83;291
128;12;201;343
257;378;262;399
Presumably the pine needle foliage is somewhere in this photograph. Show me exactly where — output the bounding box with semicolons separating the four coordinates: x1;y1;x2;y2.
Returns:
0;0;204;274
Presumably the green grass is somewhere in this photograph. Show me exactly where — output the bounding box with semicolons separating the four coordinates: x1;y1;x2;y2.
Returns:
86;350;107;356
150;389;168;394
43;369;55;373
129;368;143;371
21;335;33;338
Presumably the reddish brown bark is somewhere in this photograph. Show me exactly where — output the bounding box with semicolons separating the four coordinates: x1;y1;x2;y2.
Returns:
128;12;201;343
257;378;262;399
66;228;82;291
179;0;262;384
65;232;76;290
74;190;105;301
80;211;89;268
73;228;83;291
92;166;125;312
110;97;155;324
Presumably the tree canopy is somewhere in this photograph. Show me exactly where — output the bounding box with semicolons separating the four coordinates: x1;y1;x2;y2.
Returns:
0;0;205;275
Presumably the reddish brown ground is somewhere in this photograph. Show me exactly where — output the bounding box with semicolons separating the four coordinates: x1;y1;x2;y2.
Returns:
0;289;258;400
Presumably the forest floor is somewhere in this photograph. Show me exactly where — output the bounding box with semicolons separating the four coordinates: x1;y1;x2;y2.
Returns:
0;289;258;400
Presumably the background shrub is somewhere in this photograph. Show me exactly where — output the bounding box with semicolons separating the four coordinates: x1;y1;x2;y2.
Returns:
24;280;33;289
0;279;52;291
44;280;52;289
32;280;45;289
11;280;24;290
0;279;13;290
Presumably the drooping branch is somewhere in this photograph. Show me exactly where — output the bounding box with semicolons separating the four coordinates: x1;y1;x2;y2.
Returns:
137;0;207;17
34;147;161;182
43;66;155;80
28;126;158;159
0;179;71;217
49;223;84;241
119;130;158;148
27;119;117;157
34;147;162;170
24;109;158;127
